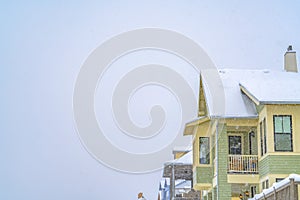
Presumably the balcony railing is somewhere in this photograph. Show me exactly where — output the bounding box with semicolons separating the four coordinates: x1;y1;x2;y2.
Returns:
228;155;258;174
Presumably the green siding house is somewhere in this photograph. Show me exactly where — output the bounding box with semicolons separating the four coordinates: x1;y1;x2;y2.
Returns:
183;47;300;200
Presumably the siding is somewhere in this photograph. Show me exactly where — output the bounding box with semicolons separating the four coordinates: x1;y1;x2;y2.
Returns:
259;154;300;177
216;124;232;200
196;166;213;183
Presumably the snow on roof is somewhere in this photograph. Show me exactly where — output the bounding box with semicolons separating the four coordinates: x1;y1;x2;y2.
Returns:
159;179;191;189
239;70;300;104
202;69;258;118
174;151;192;164
165;151;192;165
175;179;191;188
249;174;300;200
202;69;300;118
172;146;192;152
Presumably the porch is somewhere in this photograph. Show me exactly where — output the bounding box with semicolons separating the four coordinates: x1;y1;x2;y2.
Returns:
228;155;258;174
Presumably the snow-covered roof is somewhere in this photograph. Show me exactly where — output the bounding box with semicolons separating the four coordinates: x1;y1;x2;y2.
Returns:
175;179;192;189
249;174;300;200
202;69;258;118
239;70;300;104
165;151;192;165
201;69;300;118
159;179;192;189
172;146;192;153
174;151;192;164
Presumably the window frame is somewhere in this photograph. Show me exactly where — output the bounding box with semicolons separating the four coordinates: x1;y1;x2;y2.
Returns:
262;179;269;190
260;121;263;156
263;118;267;154
273;115;293;152
276;178;284;183
228;135;243;155
250;186;256;198
199;137;210;164
266;179;269;188
260;118;267;156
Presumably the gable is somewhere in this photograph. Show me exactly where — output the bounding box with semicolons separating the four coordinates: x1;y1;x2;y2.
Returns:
198;76;208;117
201;69;258;118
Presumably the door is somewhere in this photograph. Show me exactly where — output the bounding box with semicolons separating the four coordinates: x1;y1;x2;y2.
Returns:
228;135;242;155
228;135;243;172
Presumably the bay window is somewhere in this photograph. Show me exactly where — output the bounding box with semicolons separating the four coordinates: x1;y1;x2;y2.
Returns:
199;137;210;164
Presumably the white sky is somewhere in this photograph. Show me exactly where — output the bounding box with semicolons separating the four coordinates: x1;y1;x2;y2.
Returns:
1;1;300;200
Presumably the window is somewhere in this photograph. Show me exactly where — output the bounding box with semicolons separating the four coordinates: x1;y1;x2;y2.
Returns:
199;137;210;164
228;136;242;155
249;131;255;155
266;179;269;188
260;118;267;156
273;115;293;152
260;121;263;156
250;186;256;198
262;179;269;190
263;118;267;154
276;178;284;183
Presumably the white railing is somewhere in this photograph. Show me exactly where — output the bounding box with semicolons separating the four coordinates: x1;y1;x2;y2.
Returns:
228;155;258;173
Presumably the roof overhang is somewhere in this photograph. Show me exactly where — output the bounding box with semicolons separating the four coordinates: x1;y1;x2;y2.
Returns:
259;101;300;104
210;115;258;119
239;84;260;105
183;116;210;135
183;115;258;136
240;84;300;105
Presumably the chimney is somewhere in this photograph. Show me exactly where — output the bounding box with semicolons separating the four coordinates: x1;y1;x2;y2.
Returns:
284;45;298;72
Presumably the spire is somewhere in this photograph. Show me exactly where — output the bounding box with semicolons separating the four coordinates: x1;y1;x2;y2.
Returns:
164;178;168;188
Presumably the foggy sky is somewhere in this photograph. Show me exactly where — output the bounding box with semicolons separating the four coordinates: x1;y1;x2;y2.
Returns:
1;1;300;200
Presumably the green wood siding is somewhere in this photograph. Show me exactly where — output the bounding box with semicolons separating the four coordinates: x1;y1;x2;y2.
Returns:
243;132;249;154
213;187;217;200
195;166;212;183
259;155;300;177
216;124;232;200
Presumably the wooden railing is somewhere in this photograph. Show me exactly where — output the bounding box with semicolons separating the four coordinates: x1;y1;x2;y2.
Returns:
228;155;258;174
249;174;300;200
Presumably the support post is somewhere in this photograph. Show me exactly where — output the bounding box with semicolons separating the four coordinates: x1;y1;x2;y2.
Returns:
169;164;175;200
289;178;295;200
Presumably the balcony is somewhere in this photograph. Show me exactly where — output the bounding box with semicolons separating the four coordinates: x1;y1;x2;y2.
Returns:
228;155;258;174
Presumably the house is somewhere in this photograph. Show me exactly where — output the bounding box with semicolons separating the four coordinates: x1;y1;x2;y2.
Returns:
183;46;300;200
158;150;200;200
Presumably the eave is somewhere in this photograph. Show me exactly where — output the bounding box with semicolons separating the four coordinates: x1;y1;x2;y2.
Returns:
239;84;260;105
183;116;210;135
240;84;300;105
